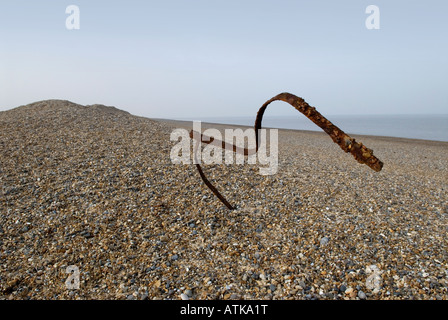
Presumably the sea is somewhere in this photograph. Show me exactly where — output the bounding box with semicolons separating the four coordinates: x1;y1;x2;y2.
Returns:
178;114;448;142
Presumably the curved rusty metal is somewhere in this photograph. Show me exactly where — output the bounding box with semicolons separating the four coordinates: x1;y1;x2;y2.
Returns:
255;92;383;172
189;130;236;210
191;92;384;210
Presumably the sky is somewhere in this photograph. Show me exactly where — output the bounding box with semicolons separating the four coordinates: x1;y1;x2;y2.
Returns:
0;0;447;118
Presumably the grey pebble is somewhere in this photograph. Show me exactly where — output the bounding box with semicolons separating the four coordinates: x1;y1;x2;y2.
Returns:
320;236;329;246
80;231;93;239
180;293;189;300
358;291;367;300
269;284;276;292
184;289;193;297
140;293;149;300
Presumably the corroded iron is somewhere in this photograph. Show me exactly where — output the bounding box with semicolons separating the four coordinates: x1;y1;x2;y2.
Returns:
256;93;383;172
191;92;383;210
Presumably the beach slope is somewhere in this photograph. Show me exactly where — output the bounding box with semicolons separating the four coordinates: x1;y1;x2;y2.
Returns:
1;100;447;300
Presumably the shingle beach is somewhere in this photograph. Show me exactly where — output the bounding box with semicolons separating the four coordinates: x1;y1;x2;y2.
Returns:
1;100;447;300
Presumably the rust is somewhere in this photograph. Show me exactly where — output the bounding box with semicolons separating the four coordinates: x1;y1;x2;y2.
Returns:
190;130;236;210
189;130;255;156
190;92;383;209
255;93;384;172
194;163;235;210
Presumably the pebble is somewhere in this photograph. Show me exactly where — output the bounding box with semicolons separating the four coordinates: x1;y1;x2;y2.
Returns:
140;293;149;300
1;100;447;300
320;236;329;246
358;291;367;300
366;265;380;274
345;287;354;295
180;293;189;300
366;272;383;292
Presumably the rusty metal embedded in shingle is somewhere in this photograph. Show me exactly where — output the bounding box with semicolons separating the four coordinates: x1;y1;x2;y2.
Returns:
191;92;384;210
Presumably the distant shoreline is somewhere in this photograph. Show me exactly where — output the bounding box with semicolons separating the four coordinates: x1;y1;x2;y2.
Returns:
152;118;448;147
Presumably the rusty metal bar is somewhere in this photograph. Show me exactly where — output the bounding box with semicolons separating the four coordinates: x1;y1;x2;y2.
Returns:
255;92;383;172
194;163;234;210
190;92;384;210
189;130;256;156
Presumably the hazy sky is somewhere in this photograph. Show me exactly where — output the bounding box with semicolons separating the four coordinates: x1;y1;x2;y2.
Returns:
1;0;447;118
